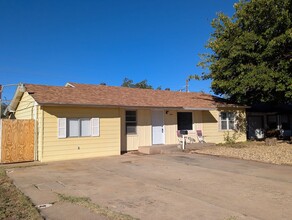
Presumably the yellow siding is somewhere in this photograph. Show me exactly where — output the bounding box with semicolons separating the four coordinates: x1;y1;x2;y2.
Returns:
165;110;203;144
37;106;43;161
137;109;152;147
14;92;247;160
193;111;203;130
165;110;177;144
14;92;36;119
40;107;120;162
202;109;247;143
120;108;127;152
121;108;247;150
122;109;151;151
164;109;246;145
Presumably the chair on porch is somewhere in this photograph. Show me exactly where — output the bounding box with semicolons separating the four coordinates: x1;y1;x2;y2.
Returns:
196;130;206;143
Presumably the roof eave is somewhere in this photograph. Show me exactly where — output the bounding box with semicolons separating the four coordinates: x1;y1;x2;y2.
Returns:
183;107;216;111
38;103;247;110
38;102;186;109
216;105;250;109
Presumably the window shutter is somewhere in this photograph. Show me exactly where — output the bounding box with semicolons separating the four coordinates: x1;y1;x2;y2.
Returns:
91;118;100;136
58;118;67;138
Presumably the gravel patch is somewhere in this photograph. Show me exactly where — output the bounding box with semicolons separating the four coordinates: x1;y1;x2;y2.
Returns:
194;141;292;165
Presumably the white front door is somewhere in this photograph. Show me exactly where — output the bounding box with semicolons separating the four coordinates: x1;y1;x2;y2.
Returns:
152;110;165;145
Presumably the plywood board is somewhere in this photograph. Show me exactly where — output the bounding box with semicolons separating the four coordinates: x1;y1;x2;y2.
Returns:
1;119;34;163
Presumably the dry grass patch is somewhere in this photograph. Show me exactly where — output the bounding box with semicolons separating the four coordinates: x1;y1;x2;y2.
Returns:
194;141;292;165
0;167;42;220
58;193;138;220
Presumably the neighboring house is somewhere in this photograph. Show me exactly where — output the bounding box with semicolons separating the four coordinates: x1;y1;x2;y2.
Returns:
247;104;292;139
5;83;247;162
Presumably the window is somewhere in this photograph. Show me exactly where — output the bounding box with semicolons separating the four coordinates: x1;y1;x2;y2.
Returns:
126;111;137;134
220;112;235;130
80;119;91;136
68;118;92;137
68;119;80;137
58;118;99;138
177;112;192;130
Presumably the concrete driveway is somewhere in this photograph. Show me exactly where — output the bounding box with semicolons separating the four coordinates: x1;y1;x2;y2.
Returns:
7;152;292;220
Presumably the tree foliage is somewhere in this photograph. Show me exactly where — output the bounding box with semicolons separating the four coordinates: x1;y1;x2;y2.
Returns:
121;78;165;90
121;78;153;89
197;0;292;105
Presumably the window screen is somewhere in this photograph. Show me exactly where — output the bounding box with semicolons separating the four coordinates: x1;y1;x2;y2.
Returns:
63;118;99;138
80;119;91;136
126;111;137;134
220;112;235;130
68;119;79;137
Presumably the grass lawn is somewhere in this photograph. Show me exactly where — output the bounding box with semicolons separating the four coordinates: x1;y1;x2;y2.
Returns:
0;166;42;220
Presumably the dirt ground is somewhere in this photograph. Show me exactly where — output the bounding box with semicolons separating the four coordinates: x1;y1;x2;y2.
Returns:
6;152;292;220
0;167;42;220
194;141;292;165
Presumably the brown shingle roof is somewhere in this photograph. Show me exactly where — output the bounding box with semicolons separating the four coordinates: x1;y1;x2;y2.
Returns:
23;83;244;109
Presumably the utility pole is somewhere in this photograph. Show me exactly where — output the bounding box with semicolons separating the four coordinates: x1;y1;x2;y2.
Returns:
186;78;190;93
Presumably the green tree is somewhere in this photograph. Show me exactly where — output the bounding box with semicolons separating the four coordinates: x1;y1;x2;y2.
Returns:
121;78;153;89
121;78;134;88
197;0;292;105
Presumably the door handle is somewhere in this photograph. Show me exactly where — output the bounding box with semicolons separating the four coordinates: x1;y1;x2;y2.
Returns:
162;128;164;133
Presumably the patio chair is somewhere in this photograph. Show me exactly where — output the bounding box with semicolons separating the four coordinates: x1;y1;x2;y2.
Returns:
196;130;206;143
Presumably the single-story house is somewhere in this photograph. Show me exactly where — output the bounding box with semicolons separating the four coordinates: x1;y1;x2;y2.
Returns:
6;83;247;162
247;104;292;139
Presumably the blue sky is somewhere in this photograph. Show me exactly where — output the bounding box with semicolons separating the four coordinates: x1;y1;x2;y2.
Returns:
0;0;237;102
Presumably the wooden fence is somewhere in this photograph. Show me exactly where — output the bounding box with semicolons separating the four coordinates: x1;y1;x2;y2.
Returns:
0;119;34;163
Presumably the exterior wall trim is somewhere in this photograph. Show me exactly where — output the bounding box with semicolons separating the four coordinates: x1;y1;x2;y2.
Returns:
33;102;38;160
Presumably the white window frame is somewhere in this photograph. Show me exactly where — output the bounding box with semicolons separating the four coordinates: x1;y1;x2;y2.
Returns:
58;117;100;138
220;112;236;131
